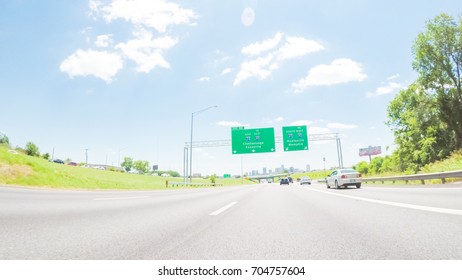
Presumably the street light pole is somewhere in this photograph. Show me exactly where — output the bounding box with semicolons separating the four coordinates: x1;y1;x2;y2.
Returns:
189;105;217;182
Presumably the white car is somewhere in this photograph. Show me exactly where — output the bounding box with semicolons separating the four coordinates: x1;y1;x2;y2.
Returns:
300;176;312;185
326;169;362;189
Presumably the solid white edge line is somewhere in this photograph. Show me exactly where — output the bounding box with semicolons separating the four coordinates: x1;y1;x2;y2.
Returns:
306;188;462;216
210;201;238;216
94;196;149;201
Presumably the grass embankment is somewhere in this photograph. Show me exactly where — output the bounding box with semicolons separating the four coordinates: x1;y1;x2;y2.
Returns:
0;146;252;190
291;170;331;181
362;150;462;185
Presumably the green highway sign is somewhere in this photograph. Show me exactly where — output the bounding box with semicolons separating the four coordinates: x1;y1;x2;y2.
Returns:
282;125;308;151
223;174;231;178
231;127;276;154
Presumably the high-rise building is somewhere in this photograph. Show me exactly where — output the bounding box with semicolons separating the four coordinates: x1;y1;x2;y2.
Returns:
306;164;311;172
263;167;267;174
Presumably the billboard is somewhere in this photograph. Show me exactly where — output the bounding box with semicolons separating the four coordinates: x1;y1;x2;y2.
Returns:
359;146;381;156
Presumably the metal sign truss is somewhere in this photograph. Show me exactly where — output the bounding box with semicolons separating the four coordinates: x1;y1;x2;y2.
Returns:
184;133;340;148
183;133;344;181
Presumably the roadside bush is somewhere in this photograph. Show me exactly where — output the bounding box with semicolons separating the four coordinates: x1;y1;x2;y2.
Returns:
0;134;10;147
210;174;217;184
25;142;40;157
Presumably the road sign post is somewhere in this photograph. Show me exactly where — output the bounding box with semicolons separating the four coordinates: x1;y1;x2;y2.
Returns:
231;127;276;154
282;125;308;151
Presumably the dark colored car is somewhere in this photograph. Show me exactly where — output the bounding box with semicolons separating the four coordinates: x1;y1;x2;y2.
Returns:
51;159;64;164
287;176;293;183
280;178;289;185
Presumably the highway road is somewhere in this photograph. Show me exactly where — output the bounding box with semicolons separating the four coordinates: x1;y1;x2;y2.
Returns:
1;182;462;259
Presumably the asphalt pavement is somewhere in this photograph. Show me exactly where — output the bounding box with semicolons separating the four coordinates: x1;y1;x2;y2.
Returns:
1;182;461;259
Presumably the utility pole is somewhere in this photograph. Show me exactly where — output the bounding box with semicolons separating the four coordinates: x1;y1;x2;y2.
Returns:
85;149;88;165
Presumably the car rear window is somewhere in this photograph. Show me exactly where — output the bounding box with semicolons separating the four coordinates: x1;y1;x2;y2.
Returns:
341;169;357;173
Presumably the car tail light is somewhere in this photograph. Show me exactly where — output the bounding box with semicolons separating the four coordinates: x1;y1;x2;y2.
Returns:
341;175;347;179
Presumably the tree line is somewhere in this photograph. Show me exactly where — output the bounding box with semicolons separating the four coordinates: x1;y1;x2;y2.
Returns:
120;156;180;177
357;13;462;174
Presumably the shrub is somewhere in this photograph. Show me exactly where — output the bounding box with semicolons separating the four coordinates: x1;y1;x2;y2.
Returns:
25;142;40;157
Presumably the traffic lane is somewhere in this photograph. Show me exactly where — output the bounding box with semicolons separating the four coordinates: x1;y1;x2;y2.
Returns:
0;185;260;259
161;184;462;259
0;184;253;216
307;182;462;210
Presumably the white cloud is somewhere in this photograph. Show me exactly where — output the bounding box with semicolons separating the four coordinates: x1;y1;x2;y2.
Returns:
327;123;358;130
366;81;402;98
93;0;197;33
276;36;324;60
95;34;113;47
275;117;284;122
234;33;324;86
265;117;284;124
60;49;123;83
216;121;248;127
292;58;367;92
221;68;232;75
198;76;210;82
387;73;400;80
290;120;312;126
233;54;275;86
115;28;177;72
64;0;196;82
308;126;331;134
241;32;283;56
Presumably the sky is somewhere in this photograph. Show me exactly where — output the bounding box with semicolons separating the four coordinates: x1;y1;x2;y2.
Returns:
1;0;461;176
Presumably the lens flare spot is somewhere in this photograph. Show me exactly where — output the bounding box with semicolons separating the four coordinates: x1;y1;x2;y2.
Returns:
241;7;255;27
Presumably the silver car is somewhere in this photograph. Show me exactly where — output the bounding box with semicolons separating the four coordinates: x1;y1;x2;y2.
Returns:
326;169;362;189
300;176;312;185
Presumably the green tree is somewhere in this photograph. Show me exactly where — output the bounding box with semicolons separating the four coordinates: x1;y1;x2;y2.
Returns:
210;174;217;184
369;157;384;174
380;155;399;174
387;84;451;172
25;142;40;157
121;157;134;172
156;170;180;177
134;160;150;174
42;153;50;160
0;133;9;147
355;161;369;175
413;13;462;150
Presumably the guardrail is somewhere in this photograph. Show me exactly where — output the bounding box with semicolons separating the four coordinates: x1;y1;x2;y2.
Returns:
168;182;223;187
361;170;462;184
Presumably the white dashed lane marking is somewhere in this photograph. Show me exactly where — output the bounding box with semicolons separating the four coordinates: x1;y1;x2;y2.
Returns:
210;202;238;216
